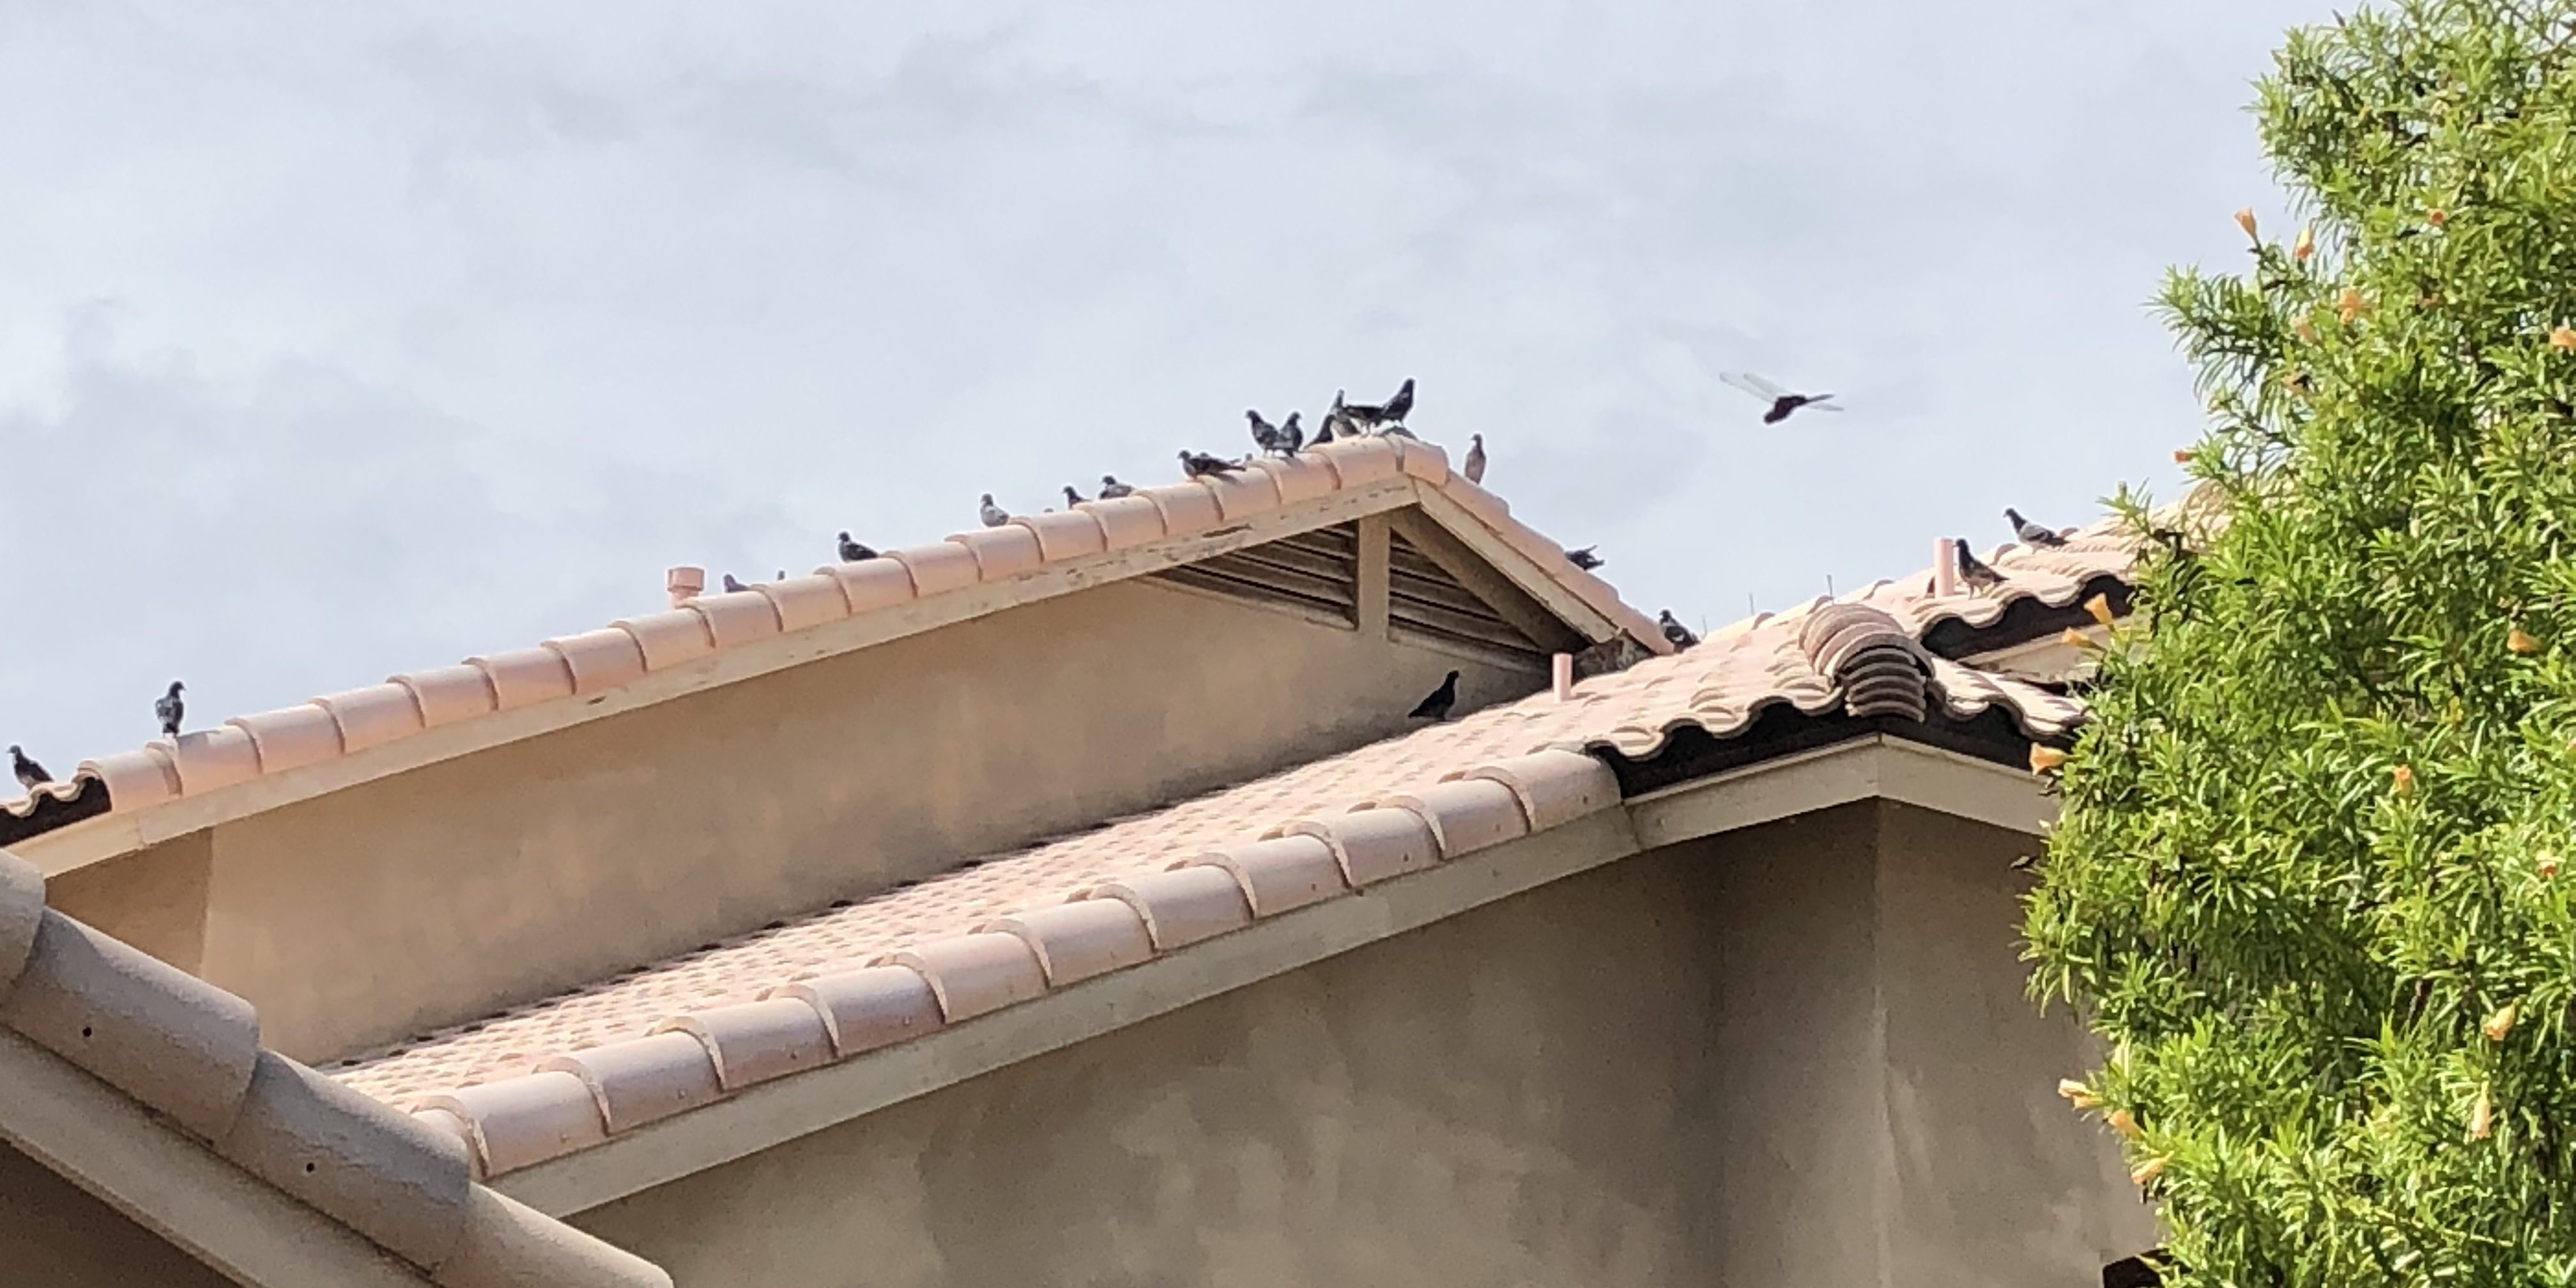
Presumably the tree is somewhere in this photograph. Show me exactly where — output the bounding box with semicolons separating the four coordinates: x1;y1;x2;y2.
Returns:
2022;1;2576;1282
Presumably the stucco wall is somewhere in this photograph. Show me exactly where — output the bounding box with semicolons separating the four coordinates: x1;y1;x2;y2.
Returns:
61;576;1542;1063
569;800;2156;1288
0;1140;236;1288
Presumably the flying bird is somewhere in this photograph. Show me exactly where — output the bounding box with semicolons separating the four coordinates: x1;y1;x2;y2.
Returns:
1719;371;1842;424
1564;546;1604;571
1462;433;1487;484
10;745;50;792
1063;485;1085;507
1955;537;2005;592
2005;509;2067;548
155;681;186;739
722;573;750;594
979;494;1011;528
838;532;878;563
1098;475;1135;499
1659;610;1699;650
1407;670;1461;721
1179;450;1243;479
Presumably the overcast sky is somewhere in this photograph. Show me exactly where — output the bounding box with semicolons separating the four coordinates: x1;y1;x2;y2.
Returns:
1;1;2325;777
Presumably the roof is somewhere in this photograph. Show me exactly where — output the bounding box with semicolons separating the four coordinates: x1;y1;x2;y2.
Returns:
333;519;2138;1184
0;846;670;1287
9;436;1667;855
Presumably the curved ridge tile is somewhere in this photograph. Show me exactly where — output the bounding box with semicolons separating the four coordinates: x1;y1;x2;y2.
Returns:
946;526;1045;580
0;850;42;999
1434;475;1510;527
436;1183;673;1288
468;648;576;711
1379;779;1530;857
217;1050;473;1269
1013;511;1109;562
0;908;261;1140
76;746;180;809
611;609;717;672
870;933;1046;1023
769;965;944;1057
1077;866;1253;951
166;728;262;794
1278;806;1441;884
1142;482;1223;539
542;629;649;695
414;1070;608;1179
652;997;832;1092
1255;454;1338;505
1461;749;1621;831
395;664;501;729
315;684;428;755
687;589;784;649
1083;495;1169;551
1200;468;1284;522
981;900;1154;988
226;705;346;776
1184;835;1348;917
820;557;916;615
888;542;980;597
538;1031;723;1134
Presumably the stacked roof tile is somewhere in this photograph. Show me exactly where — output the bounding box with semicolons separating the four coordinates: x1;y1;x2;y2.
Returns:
333;519;2138;1183
0;847;669;1287
26;438;1664;838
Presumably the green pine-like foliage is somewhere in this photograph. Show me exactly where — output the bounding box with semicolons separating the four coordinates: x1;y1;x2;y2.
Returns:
2022;2;2576;1282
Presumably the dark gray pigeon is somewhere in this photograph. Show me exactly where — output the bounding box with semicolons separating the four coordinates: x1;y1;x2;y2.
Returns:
1339;378;1416;433
979;494;1011;527
1407;670;1460;721
1565;546;1604;571
1247;410;1285;456
155;681;185;739
1179;450;1243;479
10;744;50;792
837;532;878;562
2005;508;2067;548
1064;485;1085;507
1955;537;2005;592
1098;475;1135;499
723;573;750;594
1278;412;1304;454
1659;610;1699;650
1462;433;1486;483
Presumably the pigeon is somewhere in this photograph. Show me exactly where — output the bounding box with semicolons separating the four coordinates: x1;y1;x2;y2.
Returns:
1382;377;1415;426
775;570;788;583
1179;450;1243;479
2005;509;2067;548
1064;485;1086;507
155;681;186;739
1462;433;1487;484
1278;412;1304;454
1955;537;2005;592
1407;670;1461;721
1313;407;1340;445
837;532;878;562
722;573;750;594
1719;371;1843;424
1659;610;1699;650
10;745;50;792
1338;379;1416;433
979;494;1011;528
1098;475;1135;499
1565;546;1605;571
1247;410;1287;456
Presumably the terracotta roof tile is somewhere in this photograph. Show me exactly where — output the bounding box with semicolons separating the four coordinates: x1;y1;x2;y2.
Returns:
333;517;2138;1181
32;445;1671;850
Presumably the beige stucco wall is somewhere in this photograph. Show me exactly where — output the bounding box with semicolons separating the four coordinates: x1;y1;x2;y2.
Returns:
0;1140;236;1288
56;577;1542;1064
571;800;2156;1288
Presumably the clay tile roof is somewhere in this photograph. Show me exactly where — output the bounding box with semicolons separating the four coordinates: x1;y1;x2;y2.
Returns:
334;514;2139;1183
0;847;670;1287
29;438;1669;848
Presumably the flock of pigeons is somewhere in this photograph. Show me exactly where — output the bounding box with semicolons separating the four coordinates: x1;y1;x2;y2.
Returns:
3;372;2076;796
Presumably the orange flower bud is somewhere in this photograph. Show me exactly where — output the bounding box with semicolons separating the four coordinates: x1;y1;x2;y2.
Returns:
2030;744;2070;774
2426;208;2447;227
2130;1155;2169;1186
2108;1108;2141;1138
2292;226;2314;261
2542;854;2563;878
2552;325;2576;351
2061;627;2096;650
2234;208;2258;239
2338;288;2367;323
2173;448;2195;465
2469;1082;2493;1142
2058;1078;2102;1108
2392;765;2416;795
2510;627;2541;655
2084;594;2116;627
2292;316;2317;343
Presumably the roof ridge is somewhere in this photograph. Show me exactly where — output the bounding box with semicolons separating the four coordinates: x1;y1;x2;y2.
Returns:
0;846;669;1287
26;437;1666;850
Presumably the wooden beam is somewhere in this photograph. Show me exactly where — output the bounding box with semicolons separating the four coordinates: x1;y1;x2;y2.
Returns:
0;1029;436;1288
1354;515;1392;640
1383;505;1590;653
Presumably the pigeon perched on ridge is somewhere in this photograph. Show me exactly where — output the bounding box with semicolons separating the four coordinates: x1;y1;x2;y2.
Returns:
1338;378;1416;433
1064;485;1085;507
1247;410;1286;456
1313;409;1340;445
979;494;1011;528
1278;412;1304;454
723;573;750;594
155;681;186;739
1462;433;1487;484
1098;475;1135;499
1407;670;1460;721
837;532;878;562
10;745;50;792
2005;508;2067;548
1565;546;1604;571
1179;450;1243;479
1955;537;2005;592
1659;610;1699;650
1719;371;1841;424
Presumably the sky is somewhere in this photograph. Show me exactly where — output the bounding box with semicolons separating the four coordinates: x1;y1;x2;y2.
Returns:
0;0;2329;776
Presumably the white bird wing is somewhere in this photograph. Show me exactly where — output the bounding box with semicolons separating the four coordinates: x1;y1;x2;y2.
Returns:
1805;400;1846;411
1719;371;1788;401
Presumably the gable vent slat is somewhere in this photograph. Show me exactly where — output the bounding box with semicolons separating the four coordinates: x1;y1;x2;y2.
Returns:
1147;521;1361;625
